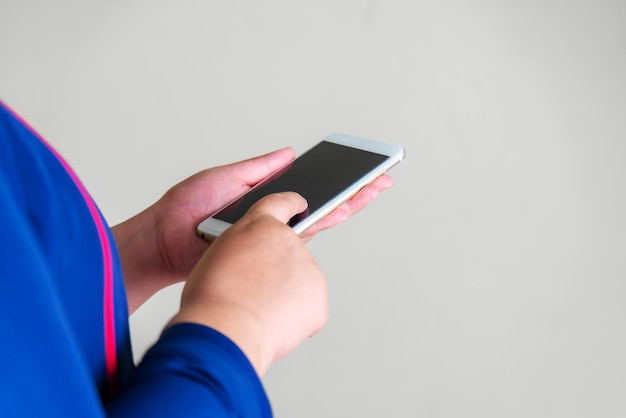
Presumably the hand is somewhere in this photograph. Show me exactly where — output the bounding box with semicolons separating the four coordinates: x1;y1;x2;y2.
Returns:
168;192;328;376
113;148;394;313
113;148;296;312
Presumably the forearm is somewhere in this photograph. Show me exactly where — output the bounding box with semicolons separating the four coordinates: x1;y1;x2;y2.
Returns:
106;324;272;417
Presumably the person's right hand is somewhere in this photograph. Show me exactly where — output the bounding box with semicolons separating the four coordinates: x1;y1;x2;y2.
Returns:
168;192;329;376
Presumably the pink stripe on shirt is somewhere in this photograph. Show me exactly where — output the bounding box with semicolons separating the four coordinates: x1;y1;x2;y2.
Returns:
1;103;118;391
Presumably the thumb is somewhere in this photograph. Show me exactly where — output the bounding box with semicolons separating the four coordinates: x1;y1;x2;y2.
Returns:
246;192;308;225
221;147;295;186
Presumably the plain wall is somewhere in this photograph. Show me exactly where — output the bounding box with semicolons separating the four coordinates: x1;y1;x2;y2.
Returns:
1;1;625;416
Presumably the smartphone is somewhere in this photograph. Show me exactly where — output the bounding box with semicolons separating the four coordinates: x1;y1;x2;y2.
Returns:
196;133;405;241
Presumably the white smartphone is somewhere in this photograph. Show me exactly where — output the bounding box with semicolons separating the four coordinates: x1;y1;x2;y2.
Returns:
196;133;405;241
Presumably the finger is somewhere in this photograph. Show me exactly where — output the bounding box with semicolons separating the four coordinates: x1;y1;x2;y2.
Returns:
220;147;295;186
338;174;395;215
302;174;395;237
247;192;308;225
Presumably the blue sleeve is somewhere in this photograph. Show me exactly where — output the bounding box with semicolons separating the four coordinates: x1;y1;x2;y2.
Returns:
107;324;272;417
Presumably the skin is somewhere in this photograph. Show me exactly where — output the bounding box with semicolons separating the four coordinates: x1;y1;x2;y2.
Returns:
169;192;327;376
111;147;394;375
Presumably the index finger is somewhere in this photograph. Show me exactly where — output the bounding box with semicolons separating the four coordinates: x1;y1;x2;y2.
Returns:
246;192;309;225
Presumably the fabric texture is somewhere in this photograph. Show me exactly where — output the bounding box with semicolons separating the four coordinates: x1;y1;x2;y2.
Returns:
0;102;272;417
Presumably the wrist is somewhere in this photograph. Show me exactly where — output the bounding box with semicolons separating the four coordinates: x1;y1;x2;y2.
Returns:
112;206;165;313
167;303;274;377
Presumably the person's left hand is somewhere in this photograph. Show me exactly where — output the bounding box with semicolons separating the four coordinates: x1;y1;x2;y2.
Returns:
113;147;394;313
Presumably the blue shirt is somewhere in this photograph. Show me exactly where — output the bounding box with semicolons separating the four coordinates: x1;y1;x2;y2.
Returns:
0;102;272;417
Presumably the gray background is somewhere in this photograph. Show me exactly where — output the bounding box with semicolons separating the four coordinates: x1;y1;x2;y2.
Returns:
1;1;625;417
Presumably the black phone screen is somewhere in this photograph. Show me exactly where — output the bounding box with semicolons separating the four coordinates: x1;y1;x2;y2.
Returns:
214;141;388;226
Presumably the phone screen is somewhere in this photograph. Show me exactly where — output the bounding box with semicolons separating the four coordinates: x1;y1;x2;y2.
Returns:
214;141;388;226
